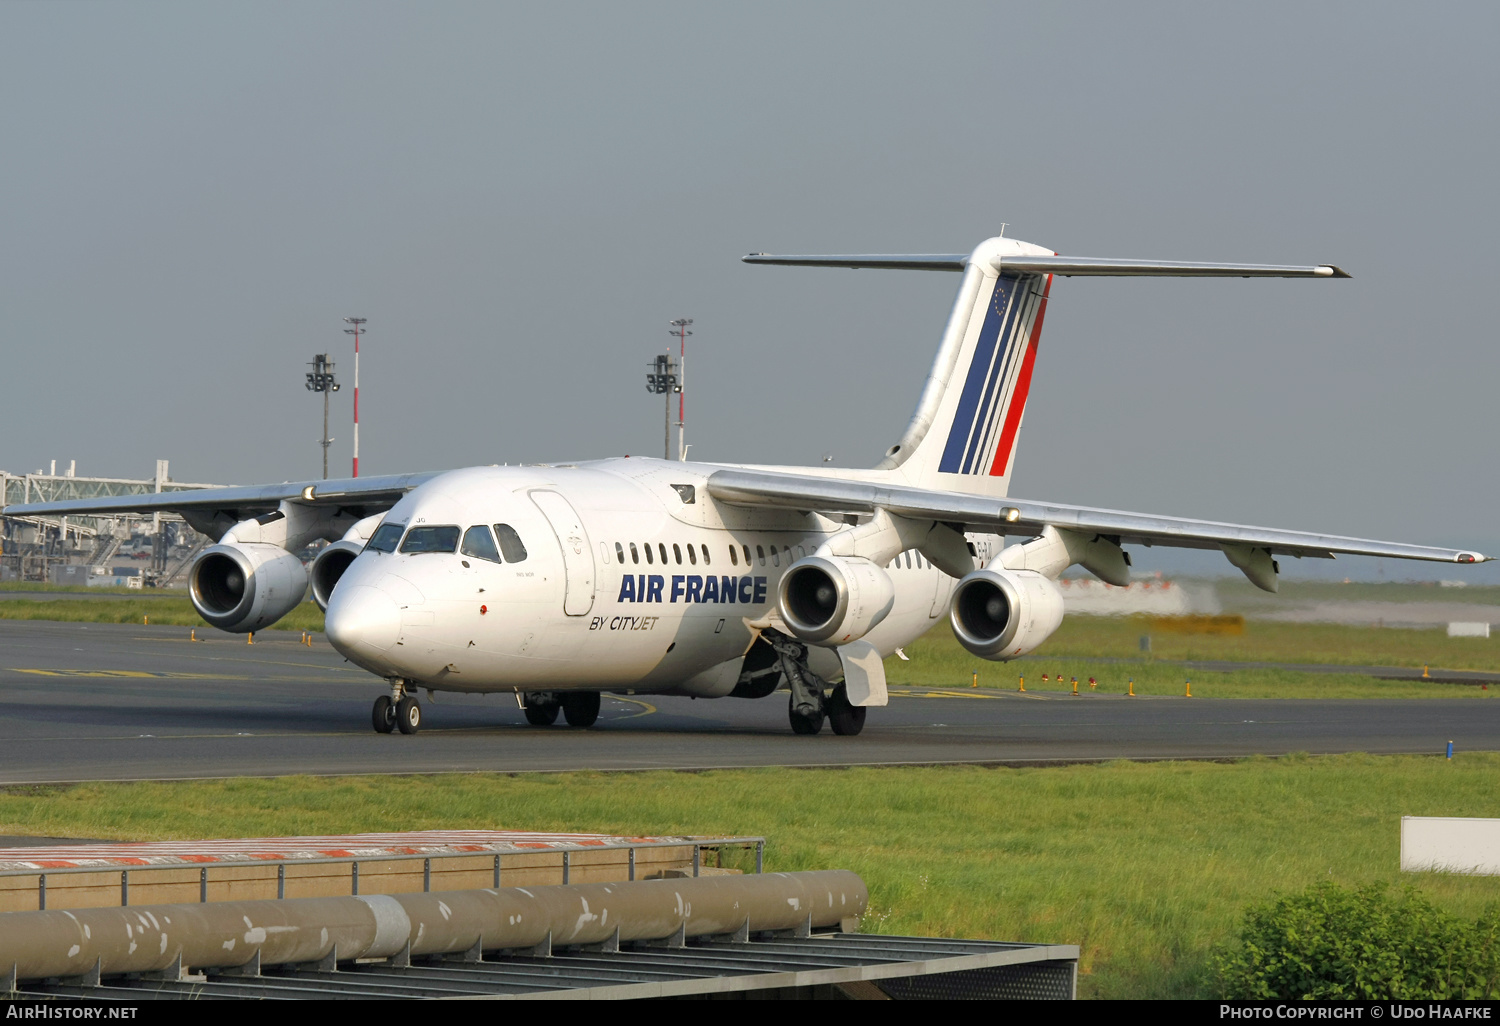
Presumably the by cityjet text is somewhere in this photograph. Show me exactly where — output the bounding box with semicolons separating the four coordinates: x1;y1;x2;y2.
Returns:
1222;1008;1492;1020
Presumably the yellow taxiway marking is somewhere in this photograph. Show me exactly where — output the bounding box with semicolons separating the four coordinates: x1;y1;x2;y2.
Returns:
8;668;356;683
608;696;658;719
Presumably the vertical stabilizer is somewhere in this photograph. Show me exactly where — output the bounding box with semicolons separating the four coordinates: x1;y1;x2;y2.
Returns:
876;237;1055;497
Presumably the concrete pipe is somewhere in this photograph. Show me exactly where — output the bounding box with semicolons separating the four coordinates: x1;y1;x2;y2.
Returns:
0;870;868;983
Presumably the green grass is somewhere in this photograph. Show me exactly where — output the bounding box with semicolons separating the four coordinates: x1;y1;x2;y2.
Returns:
4;756;1499;998
0;581;150;595
0;597;325;632
887;617;1500;696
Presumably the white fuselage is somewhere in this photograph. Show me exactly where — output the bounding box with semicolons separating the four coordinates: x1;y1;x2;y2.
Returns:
324;458;999;697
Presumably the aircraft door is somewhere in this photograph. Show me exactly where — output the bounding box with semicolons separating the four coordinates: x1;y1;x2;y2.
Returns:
530;490;596;616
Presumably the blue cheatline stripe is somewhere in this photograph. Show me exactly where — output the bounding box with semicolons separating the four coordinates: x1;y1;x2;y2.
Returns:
938;276;1014;474
961;278;1033;473
968;281;1043;472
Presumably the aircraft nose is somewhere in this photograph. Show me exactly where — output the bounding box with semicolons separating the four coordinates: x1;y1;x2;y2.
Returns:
325;584;402;664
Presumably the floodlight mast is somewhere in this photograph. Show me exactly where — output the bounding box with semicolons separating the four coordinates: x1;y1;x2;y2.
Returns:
305;354;339;479
343;318;366;477
669;319;692;461
644;352;680;460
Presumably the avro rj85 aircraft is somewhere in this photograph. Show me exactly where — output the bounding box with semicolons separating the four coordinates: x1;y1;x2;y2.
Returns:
8;236;1487;737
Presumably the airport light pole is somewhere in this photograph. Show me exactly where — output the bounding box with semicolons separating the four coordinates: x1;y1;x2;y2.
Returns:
343;318;366;477
645;353;680;460
305;354;340;479
669;318;692;461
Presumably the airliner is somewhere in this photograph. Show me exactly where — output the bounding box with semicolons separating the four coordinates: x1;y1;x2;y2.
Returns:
8;235;1486;736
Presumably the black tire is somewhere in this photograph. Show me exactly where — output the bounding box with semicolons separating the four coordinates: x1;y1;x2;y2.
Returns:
372;694;396;734
524;700;560;726
396;696;421;734
561;691;601;728
788;696;824;736
827;686;867;736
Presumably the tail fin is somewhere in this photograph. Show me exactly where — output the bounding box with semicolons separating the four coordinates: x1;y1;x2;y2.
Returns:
750;238;1350;498
878;237;1057;497
745;237;1347;497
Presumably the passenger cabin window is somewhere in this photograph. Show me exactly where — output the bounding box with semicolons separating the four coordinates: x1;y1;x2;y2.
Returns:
400;526;461;554
686;544;696;565
615;542;625;563
643;543;653;564
493;524;528;562
366;523;404;553
771;547;780;567
796;545;805;558
673;543;682;565
743;545;752;566
630;542;640;564
460;525;501;563
729;546;738;566
756;545;766;566
658;543;668;564
701;544;710;566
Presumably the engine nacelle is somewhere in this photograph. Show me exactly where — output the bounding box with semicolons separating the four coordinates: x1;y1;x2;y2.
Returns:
189;542;309;633
777;555;895;646
949;568;1065;660
310;540;364;612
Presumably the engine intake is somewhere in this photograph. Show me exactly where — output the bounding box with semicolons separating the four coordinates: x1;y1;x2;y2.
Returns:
190;542;309;633
950;568;1065;660
310;540;364;612
778;555;895;646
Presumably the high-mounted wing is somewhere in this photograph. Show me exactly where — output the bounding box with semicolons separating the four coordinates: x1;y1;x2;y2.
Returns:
3;471;439;521
706;468;1484;565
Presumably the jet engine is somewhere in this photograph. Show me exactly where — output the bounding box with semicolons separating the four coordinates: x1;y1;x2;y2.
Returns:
949;568;1065;660
777;555;895;646
310;540;364;612
189;542;309;633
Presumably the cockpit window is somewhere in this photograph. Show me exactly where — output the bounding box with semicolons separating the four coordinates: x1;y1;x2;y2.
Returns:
494;524;528;563
366;523;405;553
461;525;501;563
400;525;461;554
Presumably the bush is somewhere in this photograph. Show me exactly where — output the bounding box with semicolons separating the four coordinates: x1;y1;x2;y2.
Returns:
1213;882;1500;999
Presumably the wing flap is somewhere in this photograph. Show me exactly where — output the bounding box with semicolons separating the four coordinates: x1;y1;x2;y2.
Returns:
706;469;1483;564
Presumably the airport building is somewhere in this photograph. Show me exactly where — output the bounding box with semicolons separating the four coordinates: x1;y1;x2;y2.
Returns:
0;460;221;587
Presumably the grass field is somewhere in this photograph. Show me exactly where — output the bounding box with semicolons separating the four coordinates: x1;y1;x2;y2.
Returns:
4;755;1498;998
0;596;326;632
889;616;1500;692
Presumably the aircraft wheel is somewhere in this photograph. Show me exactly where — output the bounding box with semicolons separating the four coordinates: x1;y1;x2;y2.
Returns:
524;695;560;726
561;691;601;728
396;696;422;734
372;694;396;734
788;696;824;736
826;686;866;737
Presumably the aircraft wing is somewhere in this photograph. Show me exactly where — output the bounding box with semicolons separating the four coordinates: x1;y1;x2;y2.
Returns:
2;472;440;520
706;468;1486;564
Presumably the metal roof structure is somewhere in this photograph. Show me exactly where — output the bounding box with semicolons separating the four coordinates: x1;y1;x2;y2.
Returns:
13;933;1078;1000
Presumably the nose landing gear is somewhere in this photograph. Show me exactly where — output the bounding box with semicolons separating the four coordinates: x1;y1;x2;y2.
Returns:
372;679;421;735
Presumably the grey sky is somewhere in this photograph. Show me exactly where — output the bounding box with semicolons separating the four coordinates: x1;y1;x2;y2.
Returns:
3;2;1497;580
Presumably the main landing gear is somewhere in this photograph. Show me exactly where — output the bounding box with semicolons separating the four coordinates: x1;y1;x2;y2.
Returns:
521;691;601;728
372;680;421;735
767;633;866;737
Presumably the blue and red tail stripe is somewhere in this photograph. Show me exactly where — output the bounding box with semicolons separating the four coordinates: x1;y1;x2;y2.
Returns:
937;273;1051;475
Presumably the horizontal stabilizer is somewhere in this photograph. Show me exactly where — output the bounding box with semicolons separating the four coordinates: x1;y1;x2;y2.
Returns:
743;252;1349;278
742;253;966;271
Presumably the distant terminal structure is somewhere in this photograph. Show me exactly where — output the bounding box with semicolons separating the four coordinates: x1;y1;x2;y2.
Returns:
0;460;224;587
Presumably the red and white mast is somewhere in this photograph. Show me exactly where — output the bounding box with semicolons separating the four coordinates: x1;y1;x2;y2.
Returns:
343;317;366;477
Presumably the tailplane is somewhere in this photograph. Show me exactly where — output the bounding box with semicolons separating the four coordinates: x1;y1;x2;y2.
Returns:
745;238;1346;497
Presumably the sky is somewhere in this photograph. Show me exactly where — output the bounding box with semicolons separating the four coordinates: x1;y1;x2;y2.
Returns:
3;2;1497;580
